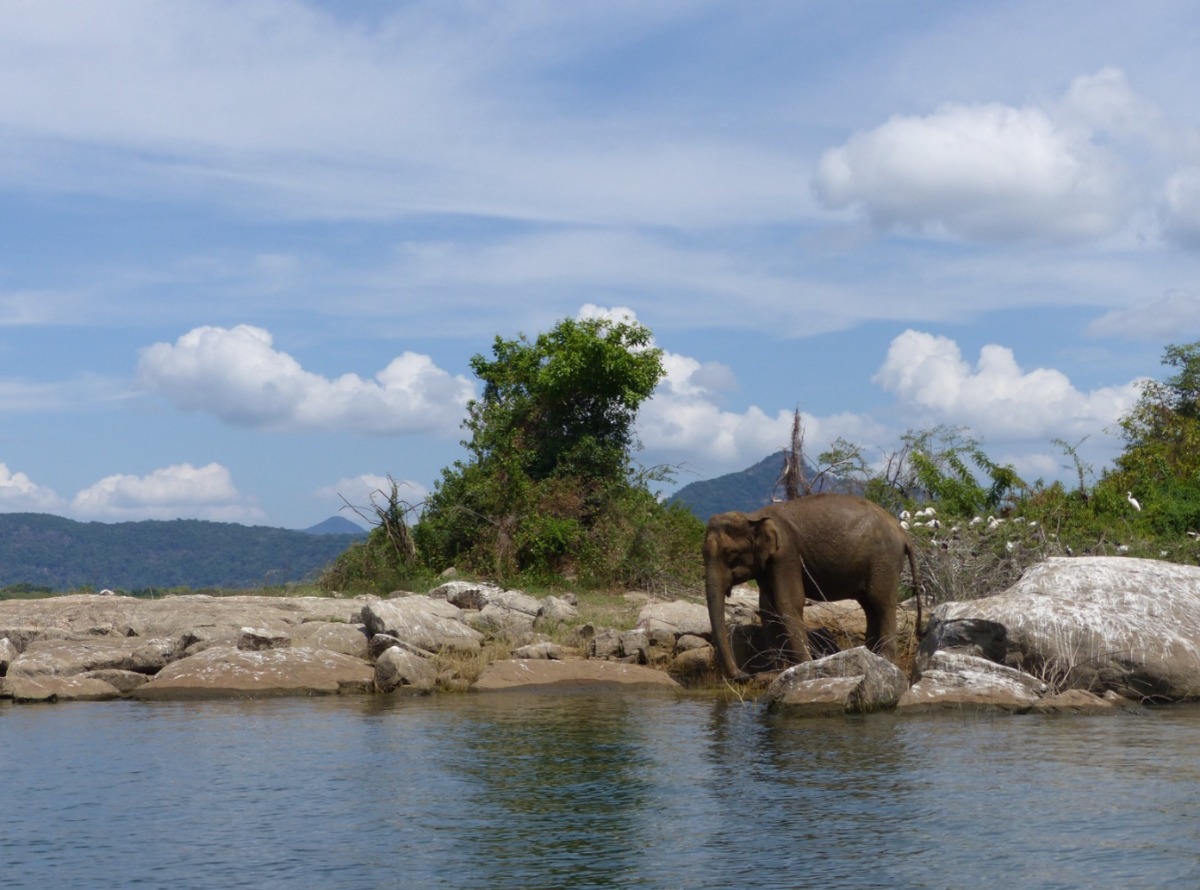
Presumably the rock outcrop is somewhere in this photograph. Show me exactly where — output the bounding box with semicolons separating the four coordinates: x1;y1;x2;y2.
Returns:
0;585;670;702
3;556;1197;710
918;556;1200;702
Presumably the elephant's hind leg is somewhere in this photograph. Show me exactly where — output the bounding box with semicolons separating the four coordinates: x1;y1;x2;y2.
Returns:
863;601;897;661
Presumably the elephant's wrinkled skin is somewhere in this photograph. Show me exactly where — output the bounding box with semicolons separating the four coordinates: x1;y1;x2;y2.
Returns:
703;493;920;679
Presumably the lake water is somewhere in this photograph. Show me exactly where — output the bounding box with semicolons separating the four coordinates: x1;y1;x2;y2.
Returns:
2;691;1198;889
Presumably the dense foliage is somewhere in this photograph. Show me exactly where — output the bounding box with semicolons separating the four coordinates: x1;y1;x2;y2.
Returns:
384;315;705;590
0;514;363;594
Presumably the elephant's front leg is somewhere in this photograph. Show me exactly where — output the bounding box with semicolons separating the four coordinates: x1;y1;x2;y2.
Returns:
760;574;811;668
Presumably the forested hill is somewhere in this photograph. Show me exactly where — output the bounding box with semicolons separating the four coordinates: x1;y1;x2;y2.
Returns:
668;452;844;520
668;453;793;519
0;513;366;592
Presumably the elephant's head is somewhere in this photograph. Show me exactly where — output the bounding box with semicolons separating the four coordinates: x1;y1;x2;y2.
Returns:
703;511;779;679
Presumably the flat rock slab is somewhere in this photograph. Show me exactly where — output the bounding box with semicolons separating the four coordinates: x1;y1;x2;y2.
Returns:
4;674;123;703
132;646;374;700
7;636;177;678
472;658;682;692
0;593;373;643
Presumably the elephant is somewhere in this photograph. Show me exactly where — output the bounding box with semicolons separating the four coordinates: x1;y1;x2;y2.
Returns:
703;493;921;679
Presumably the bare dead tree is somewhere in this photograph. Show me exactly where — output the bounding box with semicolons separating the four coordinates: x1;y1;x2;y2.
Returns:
339;475;420;566
775;407;810;501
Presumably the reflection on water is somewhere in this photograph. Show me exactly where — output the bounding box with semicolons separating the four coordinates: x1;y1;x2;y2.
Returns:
3;692;1199;889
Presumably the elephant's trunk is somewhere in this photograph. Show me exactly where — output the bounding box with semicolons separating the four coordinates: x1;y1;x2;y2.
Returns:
705;564;745;679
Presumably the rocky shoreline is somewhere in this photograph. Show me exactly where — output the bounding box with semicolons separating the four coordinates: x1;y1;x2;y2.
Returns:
4;556;1200;715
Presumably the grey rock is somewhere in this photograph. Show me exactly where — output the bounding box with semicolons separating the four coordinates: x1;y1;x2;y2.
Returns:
921;557;1200;701
486;589;543;617
637;600;711;639
766;647;910;716
360;597;483;654
471;603;537;636
675;634;710;652
133;646;374;700
670;645;716;680
291;622;370;660
375;646;438;693
430;580;501;611
537;596;580;625
900;651;1048;713
619;629;650;661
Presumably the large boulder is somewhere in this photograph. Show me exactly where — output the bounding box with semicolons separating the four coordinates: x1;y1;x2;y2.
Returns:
920;557;1200;701
133;646;374;700
360;597;484;653
765;647;910;716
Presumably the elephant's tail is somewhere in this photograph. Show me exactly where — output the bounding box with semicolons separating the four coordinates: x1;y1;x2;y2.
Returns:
905;539;923;643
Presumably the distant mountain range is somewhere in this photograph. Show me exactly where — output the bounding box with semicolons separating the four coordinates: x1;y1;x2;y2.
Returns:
0;513;367;593
668;452;843;520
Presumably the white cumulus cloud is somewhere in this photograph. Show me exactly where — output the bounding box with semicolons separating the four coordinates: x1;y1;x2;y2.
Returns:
137;325;475;435
638;349;885;474
813;70;1139;242
0;462;64;511
71;462;264;522
873;330;1142;440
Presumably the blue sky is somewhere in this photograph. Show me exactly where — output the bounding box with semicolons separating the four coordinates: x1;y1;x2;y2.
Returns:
2;1;1199;529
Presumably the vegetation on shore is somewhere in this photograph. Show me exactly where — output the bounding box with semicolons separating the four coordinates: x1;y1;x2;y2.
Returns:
9;317;1197;617
321;314;706;597
321;319;1200;610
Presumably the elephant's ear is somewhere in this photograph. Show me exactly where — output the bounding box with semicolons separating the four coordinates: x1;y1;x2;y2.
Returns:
750;517;780;568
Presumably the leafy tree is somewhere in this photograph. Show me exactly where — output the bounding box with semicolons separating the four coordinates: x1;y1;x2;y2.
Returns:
1097;340;1200;535
415;315;700;586
848;425;1025;519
